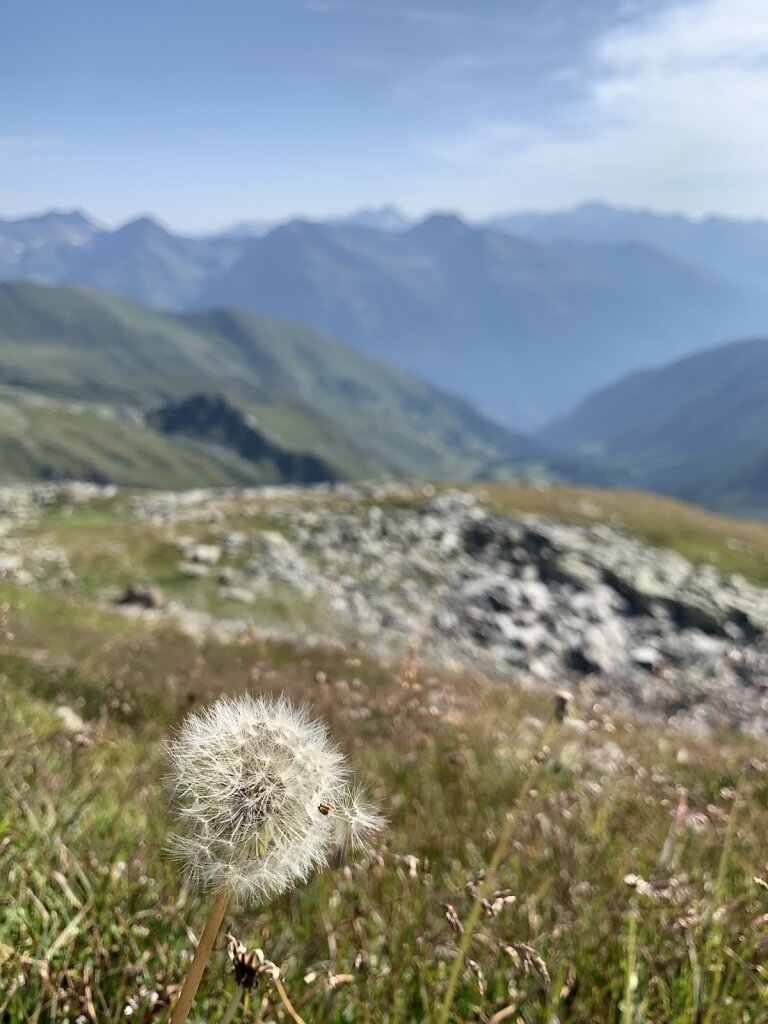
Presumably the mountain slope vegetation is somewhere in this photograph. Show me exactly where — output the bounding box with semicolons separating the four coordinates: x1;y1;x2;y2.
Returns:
4;482;768;1021
0;281;536;484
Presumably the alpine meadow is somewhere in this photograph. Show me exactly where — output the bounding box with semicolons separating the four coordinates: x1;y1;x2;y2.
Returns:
5;1;768;1021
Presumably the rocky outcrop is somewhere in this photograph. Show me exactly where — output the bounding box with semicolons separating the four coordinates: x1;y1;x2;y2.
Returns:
148;393;339;485
121;483;768;734
7;481;768;736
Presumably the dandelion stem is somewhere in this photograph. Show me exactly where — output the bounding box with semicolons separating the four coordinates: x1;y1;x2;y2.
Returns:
273;976;306;1024
171;887;232;1024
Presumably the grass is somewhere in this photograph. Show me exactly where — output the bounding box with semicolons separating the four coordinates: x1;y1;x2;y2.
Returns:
3;582;768;1022
0;388;276;490
5;483;768;1021
0;282;522;485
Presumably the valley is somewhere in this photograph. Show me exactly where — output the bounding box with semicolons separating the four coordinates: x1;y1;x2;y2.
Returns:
3;207;767;427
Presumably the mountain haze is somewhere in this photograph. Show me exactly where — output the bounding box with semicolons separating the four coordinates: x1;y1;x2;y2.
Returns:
197;214;764;426
488;202;768;292
3;208;767;427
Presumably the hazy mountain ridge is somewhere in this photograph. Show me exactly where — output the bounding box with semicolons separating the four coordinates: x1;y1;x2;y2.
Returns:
0;210;100;267
219;205;413;238
488;201;768;291
183;217;768;427
4;206;768;427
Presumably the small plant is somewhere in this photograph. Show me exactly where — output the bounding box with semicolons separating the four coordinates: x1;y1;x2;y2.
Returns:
165;693;382;1023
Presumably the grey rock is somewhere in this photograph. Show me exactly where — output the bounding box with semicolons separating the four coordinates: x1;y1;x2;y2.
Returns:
221;586;256;604
55;706;85;733
631;645;664;671
189;543;222;566
116;583;164;609
0;554;22;574
574;621;627;674
179;561;209;578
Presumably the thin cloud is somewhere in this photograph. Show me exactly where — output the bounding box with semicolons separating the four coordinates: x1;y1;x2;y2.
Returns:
423;0;768;216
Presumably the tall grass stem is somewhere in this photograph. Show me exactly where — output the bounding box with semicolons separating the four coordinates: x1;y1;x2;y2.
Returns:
274;976;306;1024
622;911;637;1024
436;723;556;1024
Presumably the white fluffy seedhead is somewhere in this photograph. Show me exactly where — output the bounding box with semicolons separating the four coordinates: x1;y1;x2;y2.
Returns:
166;694;381;902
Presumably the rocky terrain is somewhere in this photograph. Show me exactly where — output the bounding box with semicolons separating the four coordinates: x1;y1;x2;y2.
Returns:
3;481;768;735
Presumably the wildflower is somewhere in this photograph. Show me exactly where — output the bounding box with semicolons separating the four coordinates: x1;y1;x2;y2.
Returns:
166;693;382;902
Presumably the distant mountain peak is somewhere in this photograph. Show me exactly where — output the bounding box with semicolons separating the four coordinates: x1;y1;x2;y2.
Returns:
0;208;101;255
406;212;471;245
262;218;337;245
38;208;97;227
1;207;98;228
112;216;172;241
215;218;276;239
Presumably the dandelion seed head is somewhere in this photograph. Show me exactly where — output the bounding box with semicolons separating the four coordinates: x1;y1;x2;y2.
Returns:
165;693;381;901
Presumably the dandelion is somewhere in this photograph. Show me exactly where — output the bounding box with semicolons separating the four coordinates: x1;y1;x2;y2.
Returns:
166;693;382;1024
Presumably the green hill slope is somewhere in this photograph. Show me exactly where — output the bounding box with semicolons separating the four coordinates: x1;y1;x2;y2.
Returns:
0;387;317;488
538;336;768;516
0;281;537;483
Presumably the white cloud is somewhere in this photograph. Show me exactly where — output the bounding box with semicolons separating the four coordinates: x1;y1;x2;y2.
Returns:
424;0;768;217
599;0;768;65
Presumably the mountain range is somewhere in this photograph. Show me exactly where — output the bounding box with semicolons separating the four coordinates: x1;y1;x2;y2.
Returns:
0;281;537;487
1;277;768;515
4;206;768;428
488;202;768;292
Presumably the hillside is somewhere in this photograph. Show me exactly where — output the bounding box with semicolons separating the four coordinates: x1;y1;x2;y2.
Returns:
538;336;768;516
4;481;768;1020
0;281;536;484
3;210;767;427
0;386;301;488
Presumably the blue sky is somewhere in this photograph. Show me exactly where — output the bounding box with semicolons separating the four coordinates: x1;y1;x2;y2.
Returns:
2;0;767;231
